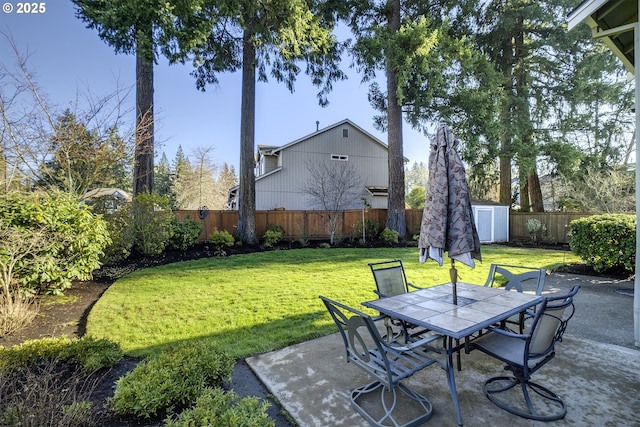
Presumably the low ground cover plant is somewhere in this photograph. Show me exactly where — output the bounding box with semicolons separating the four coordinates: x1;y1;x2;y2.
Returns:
0;336;123;374
0;336;123;427
164;387;274;427
109;341;234;419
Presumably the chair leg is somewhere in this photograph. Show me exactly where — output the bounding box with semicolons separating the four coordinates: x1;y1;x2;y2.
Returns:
351;381;433;427
483;376;567;421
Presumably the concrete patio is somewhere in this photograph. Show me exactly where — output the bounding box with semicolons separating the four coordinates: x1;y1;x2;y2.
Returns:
247;272;639;426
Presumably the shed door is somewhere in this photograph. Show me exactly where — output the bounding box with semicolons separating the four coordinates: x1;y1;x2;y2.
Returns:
475;208;494;243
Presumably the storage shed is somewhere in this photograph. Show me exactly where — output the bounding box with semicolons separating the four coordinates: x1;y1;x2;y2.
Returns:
472;200;509;243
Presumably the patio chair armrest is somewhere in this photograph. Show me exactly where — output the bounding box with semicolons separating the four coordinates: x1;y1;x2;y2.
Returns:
383;333;441;352
373;290;389;298
485;326;528;340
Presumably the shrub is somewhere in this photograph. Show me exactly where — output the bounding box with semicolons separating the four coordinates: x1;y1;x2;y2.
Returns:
0;191;110;294
109;341;234;419
263;225;284;248
0;225;43;335
527;218;547;243
131;193;174;256
379;227;399;245
60;337;124;372
569;214;635;272
168;216;203;251
209;228;235;254
92;201;133;264
318;242;331;249
164;388;274;427
0;336;123;374
0;359;97;427
0;293;38;337
352;218;379;242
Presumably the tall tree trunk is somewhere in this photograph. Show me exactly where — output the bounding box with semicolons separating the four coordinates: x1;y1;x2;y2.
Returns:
133;35;154;195
385;0;406;239
237;28;257;244
519;170;530;211
499;35;514;206
514;23;544;212
528;169;544;212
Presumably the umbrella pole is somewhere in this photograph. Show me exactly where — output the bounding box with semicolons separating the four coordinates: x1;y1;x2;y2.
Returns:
450;259;458;305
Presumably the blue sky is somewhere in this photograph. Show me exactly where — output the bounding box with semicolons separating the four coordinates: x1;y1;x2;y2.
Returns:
0;1;430;171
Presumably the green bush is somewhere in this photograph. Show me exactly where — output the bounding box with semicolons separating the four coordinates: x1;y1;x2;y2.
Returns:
0;191;110;294
352;218;379;242
168;216;203;251
131;193;174;256
0;336;122;374
263;225;284;248
59;337;124;372
164;388;274;427
109;341;234;419
379;227;399;245
569;214;635;272
209;229;235;254
93;201;133;264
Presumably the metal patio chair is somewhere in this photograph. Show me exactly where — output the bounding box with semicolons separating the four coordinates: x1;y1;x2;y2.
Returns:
369;259;421;298
484;264;547;332
466;285;580;421
483;264;547;295
368;260;428;343
320;296;442;427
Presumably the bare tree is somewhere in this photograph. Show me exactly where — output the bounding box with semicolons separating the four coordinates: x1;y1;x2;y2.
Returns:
0;225;51;335
555;166;635;213
0;32;135;195
301;160;364;244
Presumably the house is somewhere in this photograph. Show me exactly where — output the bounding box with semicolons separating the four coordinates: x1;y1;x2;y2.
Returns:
81;188;131;213
228;119;393;210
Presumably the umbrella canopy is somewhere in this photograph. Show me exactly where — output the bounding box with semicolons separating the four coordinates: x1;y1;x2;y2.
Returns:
419;123;481;269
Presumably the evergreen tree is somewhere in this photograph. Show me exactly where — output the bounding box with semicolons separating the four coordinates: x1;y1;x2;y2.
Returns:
443;0;632;210
189;0;346;243
73;0;213;195
155;152;175;206
37;110;131;195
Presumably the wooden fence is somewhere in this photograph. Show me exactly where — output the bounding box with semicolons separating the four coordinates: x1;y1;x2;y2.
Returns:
509;212;592;243
175;209;594;244
175;209;422;242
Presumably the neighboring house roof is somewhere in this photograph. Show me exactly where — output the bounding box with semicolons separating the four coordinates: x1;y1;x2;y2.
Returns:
82;188;132;201
262;119;391;156
228;118;392;210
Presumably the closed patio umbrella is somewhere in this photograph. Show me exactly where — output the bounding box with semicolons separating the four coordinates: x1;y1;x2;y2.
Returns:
418;122;481;305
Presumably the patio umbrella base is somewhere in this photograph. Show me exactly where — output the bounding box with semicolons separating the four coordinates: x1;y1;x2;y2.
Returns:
436;294;477;307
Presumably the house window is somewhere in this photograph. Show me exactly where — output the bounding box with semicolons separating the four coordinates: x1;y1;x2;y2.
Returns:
343;128;349;138
331;154;348;161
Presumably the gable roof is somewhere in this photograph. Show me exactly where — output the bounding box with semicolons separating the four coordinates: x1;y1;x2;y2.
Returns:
567;0;636;73
261;118;389;156
82;187;131;201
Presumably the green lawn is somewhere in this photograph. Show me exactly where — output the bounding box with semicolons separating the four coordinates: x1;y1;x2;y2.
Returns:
86;246;581;359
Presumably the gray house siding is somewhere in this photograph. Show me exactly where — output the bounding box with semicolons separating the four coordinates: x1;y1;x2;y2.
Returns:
252;120;389;210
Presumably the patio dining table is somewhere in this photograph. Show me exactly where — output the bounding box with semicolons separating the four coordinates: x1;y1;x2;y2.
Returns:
362;282;543;426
